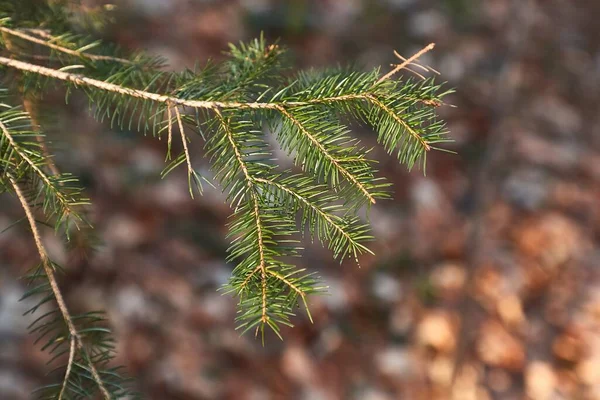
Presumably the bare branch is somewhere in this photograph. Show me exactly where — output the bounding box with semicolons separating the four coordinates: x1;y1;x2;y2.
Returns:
58;337;76;400
174;105;196;197
377;43;435;83
166;104;173;160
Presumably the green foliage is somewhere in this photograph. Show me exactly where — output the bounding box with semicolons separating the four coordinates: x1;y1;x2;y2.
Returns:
0;95;88;233
0;96;136;399
0;1;451;398
23;269;138;399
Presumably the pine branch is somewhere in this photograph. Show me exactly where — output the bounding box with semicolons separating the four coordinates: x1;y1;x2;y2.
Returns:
0;107;87;231
273;104;378;204
1;94;136;398
364;93;431;151
7;173;112;400
254;175;373;261
214;108;269;324
0;14;451;343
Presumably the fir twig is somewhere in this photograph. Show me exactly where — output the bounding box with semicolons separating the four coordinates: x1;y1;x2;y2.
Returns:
0;18;450;343
174;105;196;197
274;104;377;204
0;119;79;219
214;108;268;324
6;172;112;400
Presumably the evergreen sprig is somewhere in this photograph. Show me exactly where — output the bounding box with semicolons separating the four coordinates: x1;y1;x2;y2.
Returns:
0;96;136;399
0;96;88;232
0;1;451;397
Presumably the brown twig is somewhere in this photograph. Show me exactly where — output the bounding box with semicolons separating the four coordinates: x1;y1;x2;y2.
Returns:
174;105;195;194
58;338;76;400
166;104;173;160
378;43;436;83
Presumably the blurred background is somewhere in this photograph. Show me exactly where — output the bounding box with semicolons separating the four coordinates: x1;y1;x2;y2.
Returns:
1;0;599;399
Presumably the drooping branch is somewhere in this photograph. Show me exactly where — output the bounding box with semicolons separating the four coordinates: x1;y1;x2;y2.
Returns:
0;26;449;343
214;108;268;324
6;172;112;400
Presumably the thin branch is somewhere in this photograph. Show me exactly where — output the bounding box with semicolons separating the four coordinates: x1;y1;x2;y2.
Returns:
0;58;440;154
0;56;274;110
3;28;62;178
274;105;377;204
377;43;435;83
0;26;132;64
58;337;76;400
214;109;268;323
23;28;53;40
165;104;173;160
393;50;441;75
0;57;435;112
174;105;195;195
7;173;111;400
266;269;304;297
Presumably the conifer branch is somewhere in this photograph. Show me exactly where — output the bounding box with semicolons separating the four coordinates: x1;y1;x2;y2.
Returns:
0;57;442;163
253;176;372;255
364;94;431;151
7;172;112;400
214;108;268;324
0;56;441;145
2;27;63;178
274;104;377;204
174;105;197;197
0;13;451;345
0;119;79;219
266;269;312;323
0;25;132;64
0;56;274;109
